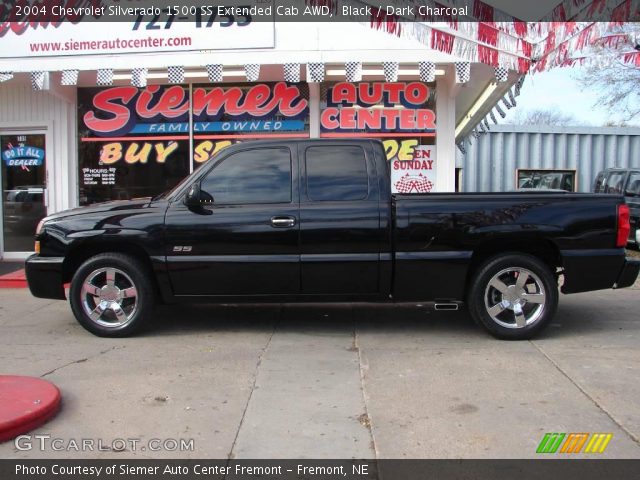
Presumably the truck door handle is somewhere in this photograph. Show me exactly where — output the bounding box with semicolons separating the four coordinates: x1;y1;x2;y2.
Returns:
270;216;296;228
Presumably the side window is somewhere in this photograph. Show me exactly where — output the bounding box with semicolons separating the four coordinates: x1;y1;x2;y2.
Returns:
605;172;626;194
626;173;640;195
200;148;292;205
305;146;368;201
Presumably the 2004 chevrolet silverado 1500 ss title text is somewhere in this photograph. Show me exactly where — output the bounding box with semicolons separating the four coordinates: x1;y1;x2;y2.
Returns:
25;139;639;340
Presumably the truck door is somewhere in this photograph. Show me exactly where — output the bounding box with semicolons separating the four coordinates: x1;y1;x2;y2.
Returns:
164;145;300;296
299;142;382;295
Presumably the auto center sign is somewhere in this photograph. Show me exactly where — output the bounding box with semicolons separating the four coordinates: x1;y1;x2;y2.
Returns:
321;82;436;137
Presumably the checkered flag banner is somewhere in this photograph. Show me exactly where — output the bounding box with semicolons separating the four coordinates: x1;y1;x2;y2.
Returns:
206;64;222;82
0;72;13;82
244;64;260;82
508;88;517;107
495;66;508;83
495;104;506;118
306;62;325;83
283;63;300;83
489;109;498;124
30;71;47;91
131;68;148;88
345;62;362;82
502;96;513;109
96;68;113;86
419;62;436;83
394;173;434;194
383;62;399;82
167;66;184;84
455;62;470;83
61;70;79;86
456;142;466;155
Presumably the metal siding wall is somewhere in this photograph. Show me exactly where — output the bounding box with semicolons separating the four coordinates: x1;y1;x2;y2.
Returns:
459;126;640;192
0;84;77;213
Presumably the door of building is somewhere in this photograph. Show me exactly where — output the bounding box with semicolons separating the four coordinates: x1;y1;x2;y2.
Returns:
0;130;49;258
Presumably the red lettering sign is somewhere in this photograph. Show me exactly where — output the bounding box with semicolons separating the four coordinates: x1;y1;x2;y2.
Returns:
83;83;309;137
322;82;436;137
328;82;430;107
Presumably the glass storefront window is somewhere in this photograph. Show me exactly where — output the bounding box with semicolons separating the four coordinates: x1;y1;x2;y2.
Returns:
1;133;47;251
77;83;310;205
320;82;437;194
78;86;190;205
191;82;309;170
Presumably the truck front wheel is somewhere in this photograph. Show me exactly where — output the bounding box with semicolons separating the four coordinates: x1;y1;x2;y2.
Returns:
468;254;558;340
69;253;155;337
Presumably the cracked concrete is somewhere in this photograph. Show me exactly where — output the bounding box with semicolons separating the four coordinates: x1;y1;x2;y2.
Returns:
41;346;120;378
0;287;639;459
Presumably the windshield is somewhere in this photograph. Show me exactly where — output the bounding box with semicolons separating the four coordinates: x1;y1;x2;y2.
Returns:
152;171;195;201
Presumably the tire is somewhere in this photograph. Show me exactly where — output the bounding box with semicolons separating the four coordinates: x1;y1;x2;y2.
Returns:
69;253;155;337
467;254;558;340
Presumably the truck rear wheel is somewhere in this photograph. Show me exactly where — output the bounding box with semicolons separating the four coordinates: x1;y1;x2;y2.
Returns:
468;254;558;340
69;253;155;337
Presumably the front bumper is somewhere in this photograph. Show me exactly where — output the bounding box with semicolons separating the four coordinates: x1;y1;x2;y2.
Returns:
25;254;66;300
615;258;640;289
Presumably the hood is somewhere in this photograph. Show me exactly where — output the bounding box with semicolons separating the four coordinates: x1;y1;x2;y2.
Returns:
44;198;153;223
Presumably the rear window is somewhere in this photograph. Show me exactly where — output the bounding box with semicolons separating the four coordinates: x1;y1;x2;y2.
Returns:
626;172;640;195
605;172;626;194
305;146;368;201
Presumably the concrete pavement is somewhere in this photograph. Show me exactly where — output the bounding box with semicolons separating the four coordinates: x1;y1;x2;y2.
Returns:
0;283;638;459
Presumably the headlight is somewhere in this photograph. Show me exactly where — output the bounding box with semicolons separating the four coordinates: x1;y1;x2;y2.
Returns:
35;217;51;236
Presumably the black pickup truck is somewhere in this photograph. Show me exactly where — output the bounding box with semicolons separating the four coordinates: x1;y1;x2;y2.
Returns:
26;139;639;339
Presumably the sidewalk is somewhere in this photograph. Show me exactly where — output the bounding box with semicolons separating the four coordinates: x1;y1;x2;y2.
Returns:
0;288;639;459
0;262;26;289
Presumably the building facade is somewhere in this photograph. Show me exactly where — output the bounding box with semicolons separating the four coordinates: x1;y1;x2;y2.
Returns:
0;17;520;259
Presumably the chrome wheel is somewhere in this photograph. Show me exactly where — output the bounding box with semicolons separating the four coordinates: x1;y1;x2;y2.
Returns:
483;267;546;329
80;267;139;329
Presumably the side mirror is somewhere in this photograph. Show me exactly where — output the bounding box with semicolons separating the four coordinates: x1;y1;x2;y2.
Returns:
184;183;202;207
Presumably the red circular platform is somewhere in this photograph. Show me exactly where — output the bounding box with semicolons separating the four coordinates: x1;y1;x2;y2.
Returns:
0;376;61;443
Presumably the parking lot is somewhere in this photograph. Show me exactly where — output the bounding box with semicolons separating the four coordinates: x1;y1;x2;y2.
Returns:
0;280;639;459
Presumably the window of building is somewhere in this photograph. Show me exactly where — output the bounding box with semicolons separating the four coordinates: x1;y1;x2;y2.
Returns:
305;146;368;201
517;170;576;192
77;83;309;205
200;148;292;205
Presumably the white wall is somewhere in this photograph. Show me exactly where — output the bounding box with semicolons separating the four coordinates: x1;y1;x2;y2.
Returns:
0;84;77;213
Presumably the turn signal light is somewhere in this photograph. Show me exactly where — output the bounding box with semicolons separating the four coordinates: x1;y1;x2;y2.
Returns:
34;241;40;254
616;204;630;248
